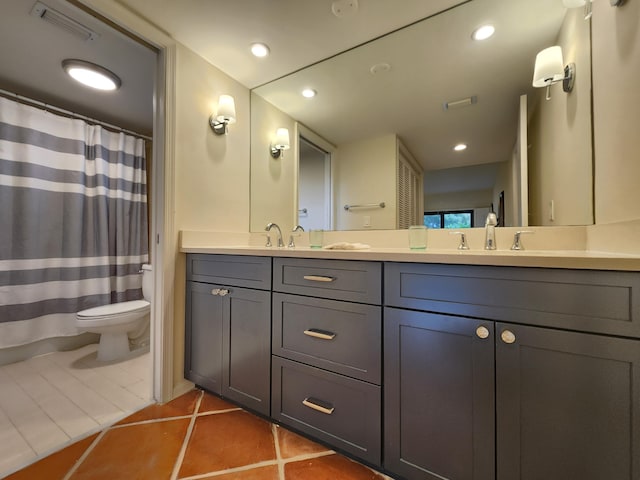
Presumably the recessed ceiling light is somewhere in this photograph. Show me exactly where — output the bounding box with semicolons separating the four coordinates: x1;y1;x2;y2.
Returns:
370;63;391;75
62;59;121;91
302;88;317;98
453;143;468;152
472;25;495;41
251;43;270;57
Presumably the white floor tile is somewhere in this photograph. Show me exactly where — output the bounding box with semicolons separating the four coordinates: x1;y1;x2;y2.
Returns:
0;408;37;476
0;344;151;479
0;375;69;454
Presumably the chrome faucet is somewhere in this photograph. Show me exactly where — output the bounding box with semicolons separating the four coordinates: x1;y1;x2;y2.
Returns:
511;230;534;250
449;231;469;250
484;212;498;250
288;225;305;248
265;222;284;248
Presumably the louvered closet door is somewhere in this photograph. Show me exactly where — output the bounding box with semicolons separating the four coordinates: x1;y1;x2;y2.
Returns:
397;152;420;228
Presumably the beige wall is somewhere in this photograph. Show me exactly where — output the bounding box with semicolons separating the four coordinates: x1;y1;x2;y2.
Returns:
172;45;251;390
334;134;397;230
249;93;297;233
592;0;640;224
527;8;593;226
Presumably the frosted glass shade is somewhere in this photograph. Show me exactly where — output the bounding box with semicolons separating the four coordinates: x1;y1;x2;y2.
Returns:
532;46;565;87
216;95;236;124
274;128;290;150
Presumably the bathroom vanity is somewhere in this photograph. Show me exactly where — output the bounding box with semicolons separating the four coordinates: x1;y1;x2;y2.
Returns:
183;248;640;480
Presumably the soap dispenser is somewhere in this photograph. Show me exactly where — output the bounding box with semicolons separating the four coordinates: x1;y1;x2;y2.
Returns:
484;212;497;250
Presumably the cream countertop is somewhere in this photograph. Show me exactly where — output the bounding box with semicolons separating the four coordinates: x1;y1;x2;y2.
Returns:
180;229;640;272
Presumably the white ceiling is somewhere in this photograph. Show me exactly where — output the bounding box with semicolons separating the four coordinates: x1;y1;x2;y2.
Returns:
0;0;570;177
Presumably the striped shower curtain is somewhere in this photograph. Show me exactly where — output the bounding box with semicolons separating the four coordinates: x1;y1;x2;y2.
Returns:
0;96;149;348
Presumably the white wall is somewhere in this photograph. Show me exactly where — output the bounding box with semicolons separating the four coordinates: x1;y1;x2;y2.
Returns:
249;93;297;233
527;8;593;226
592;0;640;224
334;134;397;230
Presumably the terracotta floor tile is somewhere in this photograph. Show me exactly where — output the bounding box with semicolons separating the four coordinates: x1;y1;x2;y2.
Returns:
179;410;276;478
4;433;98;480
199;391;238;413
277;426;331;459
117;389;201;425
199;465;280;480
285;454;385;480
69;418;190;480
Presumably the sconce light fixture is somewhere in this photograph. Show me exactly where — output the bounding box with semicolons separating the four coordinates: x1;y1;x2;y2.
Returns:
532;46;575;100
270;128;290;158
209;94;236;135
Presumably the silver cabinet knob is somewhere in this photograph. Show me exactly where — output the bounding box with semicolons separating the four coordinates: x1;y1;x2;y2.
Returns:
476;326;490;339
211;288;230;296
501;329;516;344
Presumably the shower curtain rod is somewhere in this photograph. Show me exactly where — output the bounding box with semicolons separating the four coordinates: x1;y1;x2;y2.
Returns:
0;87;153;141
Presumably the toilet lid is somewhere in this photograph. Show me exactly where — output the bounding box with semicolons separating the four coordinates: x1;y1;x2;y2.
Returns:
78;300;150;318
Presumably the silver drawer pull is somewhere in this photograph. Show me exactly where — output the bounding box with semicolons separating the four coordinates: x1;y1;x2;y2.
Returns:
303;275;336;283
211;288;230;296
303;329;336;340
302;397;335;415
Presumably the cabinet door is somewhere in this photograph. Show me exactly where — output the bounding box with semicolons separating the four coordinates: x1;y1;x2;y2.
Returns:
496;323;640;480
384;307;495;480
185;281;224;394
222;287;271;416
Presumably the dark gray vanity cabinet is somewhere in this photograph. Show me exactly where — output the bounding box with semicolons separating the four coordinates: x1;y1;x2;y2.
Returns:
384;262;640;480
496;323;640;480
384;307;496;480
271;257;382;465
185;254;272;416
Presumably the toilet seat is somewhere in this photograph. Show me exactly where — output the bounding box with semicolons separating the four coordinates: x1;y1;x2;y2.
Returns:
77;299;150;318
76;300;150;327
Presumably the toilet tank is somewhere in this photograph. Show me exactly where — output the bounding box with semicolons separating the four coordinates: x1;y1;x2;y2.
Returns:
141;264;152;300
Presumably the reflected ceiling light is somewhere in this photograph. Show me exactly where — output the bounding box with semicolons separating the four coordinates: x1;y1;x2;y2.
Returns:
62;59;121;91
302;88;317;98
251;43;270;57
532;46;575;100
209;94;237;135
453;143;467;152
472;25;495;41
270;128;291;158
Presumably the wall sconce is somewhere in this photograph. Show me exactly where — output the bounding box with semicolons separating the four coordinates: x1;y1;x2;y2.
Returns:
209;94;236;135
532;46;575;100
270;128;290;158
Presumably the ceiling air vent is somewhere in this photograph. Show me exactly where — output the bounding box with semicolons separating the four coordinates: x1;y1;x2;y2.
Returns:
443;95;478;111
30;1;98;42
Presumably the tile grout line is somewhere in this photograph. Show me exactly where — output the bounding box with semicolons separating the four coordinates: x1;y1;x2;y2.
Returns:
169;390;204;480
272;424;285;480
180;459;280;480
61;428;108;480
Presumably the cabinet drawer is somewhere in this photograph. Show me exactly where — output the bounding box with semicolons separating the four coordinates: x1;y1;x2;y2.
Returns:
272;357;381;465
187;254;271;290
273;258;381;304
385;263;640;338
273;293;381;384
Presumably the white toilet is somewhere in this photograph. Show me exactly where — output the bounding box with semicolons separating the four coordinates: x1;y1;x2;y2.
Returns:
76;264;152;361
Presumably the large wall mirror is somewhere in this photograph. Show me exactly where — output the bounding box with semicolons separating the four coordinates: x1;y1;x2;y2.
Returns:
250;0;593;232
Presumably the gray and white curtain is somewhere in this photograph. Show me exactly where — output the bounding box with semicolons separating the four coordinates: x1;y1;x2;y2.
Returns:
0;96;148;347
